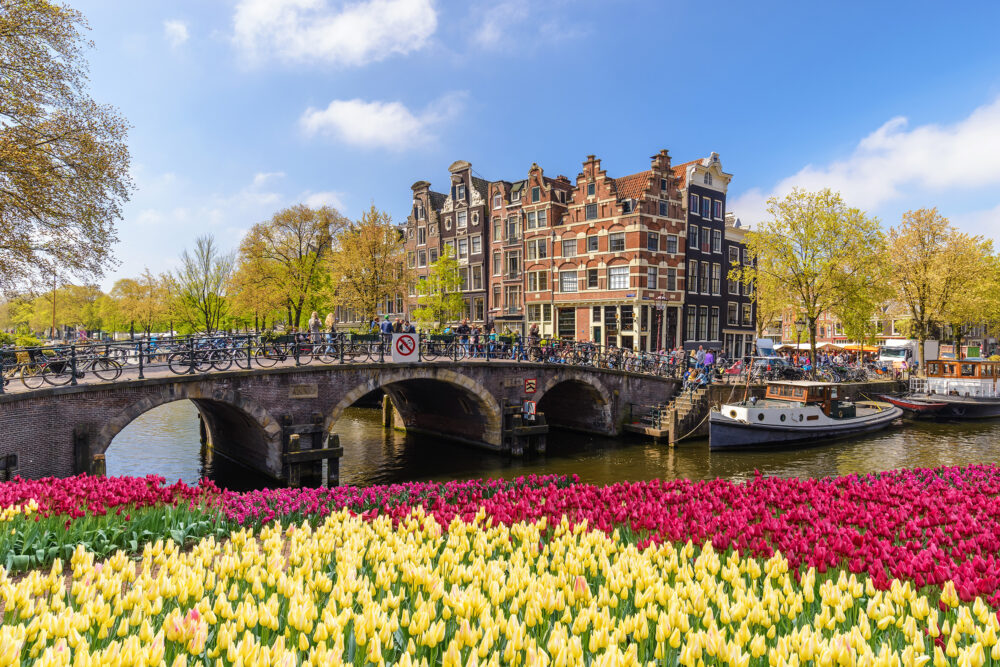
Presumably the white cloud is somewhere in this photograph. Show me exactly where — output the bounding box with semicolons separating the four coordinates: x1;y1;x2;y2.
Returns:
302;190;346;210
232;0;437;66
163;20;189;48
474;0;528;48
252;171;285;187
953;204;1000;247
300;92;465;150
729;96;1000;230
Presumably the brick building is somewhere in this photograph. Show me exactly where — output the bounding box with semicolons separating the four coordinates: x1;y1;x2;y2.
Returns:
405;160;491;327
543;150;687;351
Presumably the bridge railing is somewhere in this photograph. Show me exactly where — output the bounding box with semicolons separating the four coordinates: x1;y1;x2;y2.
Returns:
0;333;690;395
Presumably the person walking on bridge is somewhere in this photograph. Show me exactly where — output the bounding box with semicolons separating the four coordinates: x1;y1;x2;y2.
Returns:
308;312;322;344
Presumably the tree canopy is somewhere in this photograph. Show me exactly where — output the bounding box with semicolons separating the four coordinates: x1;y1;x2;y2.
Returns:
743;189;886;369
327;205;409;322
0;0;132;294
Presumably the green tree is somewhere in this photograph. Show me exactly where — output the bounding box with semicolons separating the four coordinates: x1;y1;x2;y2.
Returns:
742;189;886;373
412;247;465;331
886;209;994;370
234;205;345;328
110;269;168;335
0;0;133;294
327;205;409;323
170;236;235;334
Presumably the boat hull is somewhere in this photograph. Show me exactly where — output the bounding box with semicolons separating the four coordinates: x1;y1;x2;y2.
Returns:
877;394;947;417
913;395;1000;419
709;406;902;451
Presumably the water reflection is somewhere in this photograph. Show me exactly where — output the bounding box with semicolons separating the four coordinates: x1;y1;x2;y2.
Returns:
105;400;1000;490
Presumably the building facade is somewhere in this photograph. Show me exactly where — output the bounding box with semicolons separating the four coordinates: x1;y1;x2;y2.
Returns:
405;161;491;327
546;150;686;351
722;214;756;359
673;153;754;353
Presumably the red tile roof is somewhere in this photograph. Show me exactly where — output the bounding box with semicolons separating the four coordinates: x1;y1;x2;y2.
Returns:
671;160;701;189
613;170;651;200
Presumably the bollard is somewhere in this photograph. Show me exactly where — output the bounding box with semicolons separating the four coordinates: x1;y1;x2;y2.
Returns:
288;433;301;487
326;433;342;487
137;339;145;379
70;344;78;385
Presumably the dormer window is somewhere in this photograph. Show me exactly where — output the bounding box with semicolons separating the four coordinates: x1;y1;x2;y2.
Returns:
456;184;466;200
511;190;521;203
492;193;501;209
622;199;635;214
414;202;425;220
704;172;713;185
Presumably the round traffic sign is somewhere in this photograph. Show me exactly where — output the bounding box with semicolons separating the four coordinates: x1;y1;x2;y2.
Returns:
395;334;416;356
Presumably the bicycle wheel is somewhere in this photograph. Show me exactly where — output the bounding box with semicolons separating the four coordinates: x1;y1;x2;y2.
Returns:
316;344;337;364
21;365;45;389
92;357;123;381
43;363;73;386
167;352;193;374
254;347;278;368
230;348;249;369
211;351;233;371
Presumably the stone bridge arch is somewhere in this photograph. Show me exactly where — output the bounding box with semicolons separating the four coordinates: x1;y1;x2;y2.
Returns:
327;367;503;449
535;370;616;435
95;383;284;476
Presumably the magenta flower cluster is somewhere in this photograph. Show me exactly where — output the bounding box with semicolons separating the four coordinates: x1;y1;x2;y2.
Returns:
4;466;1000;605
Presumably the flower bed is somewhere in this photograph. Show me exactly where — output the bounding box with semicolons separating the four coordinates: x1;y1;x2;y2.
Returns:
3;465;1000;607
2;510;999;665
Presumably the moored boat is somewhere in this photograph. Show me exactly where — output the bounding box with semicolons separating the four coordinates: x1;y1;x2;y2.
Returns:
904;359;1000;419
877;394;947;417
709;381;902;450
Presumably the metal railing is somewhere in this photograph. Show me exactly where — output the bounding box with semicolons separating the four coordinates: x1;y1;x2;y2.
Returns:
0;334;699;395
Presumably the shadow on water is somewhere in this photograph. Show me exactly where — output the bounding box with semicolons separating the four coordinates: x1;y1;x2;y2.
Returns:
106;401;1000;490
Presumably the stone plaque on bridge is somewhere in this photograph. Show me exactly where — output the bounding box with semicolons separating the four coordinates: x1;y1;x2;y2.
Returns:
289;384;319;399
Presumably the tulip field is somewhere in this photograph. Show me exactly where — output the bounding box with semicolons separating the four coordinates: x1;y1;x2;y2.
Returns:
3;467;1000;664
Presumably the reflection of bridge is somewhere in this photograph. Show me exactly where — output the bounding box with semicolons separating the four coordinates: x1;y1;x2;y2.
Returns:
0;362;678;482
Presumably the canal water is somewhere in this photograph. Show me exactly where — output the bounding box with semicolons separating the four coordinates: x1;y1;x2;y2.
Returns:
105;400;1000;490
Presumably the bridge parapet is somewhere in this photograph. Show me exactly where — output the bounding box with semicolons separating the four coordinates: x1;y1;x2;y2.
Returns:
0;361;679;482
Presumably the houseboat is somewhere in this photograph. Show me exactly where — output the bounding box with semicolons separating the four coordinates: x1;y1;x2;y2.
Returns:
903;359;1000;418
709;381;902;450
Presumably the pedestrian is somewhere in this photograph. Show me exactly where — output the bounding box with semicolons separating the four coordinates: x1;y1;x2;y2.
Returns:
308;312;321;343
403;320;416;334
471;325;481;357
456;319;471;356
393;318;402;334
696;345;706;368
704;348;715;383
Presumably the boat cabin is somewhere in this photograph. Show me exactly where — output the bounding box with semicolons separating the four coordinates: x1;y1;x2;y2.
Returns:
765;381;855;418
926;359;999;380
922;359;999;398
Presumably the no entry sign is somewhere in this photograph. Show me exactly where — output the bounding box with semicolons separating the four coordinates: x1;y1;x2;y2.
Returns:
392;333;418;362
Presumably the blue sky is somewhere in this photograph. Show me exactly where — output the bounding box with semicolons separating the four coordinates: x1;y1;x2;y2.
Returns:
75;0;1000;289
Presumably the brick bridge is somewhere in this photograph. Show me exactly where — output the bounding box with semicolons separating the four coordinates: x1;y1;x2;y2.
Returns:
0;362;679;482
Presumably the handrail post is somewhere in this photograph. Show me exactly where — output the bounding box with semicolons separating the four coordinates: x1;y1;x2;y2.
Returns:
417;333;422;362
188;336;195;374
452;337;458;362
246;334;253;370
379;335;385;363
137;339;144;379
294;337;300;366
70;345;78;386
338;333;344;364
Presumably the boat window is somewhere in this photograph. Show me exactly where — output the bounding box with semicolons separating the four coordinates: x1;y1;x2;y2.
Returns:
984;365;994;377
793;388;804;398
961;364;976;377
928;362;939;375
830;387;838;399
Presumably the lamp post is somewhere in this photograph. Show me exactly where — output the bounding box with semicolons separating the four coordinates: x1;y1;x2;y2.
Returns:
794;319;806;365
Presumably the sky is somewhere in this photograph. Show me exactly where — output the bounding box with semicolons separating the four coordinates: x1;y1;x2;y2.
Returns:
72;0;1000;290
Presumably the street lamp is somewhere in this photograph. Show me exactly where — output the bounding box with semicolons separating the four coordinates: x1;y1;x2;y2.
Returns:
794;319;806;365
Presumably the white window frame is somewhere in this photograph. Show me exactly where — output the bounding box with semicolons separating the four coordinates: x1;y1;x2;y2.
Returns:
458;211;467;229
609;232;625;252
560;271;578;293
493;193;501;209
702;196;712;219
689;193;699;215
608;266;629;290
713;200;722;220
666;235;678;254
646;266;657;289
562;238;577;257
